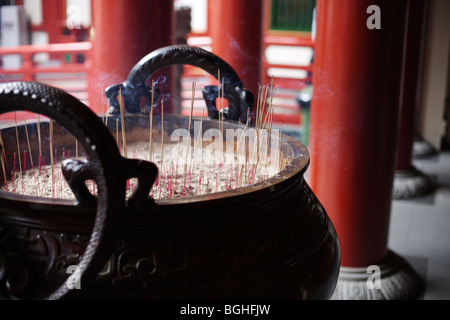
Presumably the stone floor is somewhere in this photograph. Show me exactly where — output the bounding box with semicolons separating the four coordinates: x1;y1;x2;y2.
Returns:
388;147;450;300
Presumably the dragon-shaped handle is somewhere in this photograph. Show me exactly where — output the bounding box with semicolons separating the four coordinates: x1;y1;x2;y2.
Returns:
105;44;254;123
0;81;158;299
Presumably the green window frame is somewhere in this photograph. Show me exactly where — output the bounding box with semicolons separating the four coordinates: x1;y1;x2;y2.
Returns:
270;0;316;32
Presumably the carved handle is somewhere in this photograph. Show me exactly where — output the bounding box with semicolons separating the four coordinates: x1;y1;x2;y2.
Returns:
105;44;254;123
0;81;128;299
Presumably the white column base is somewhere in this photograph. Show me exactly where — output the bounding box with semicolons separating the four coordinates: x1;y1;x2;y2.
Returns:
332;250;423;300
393;166;434;199
413;137;436;159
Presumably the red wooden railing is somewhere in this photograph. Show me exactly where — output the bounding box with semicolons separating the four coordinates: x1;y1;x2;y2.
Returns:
185;33;314;89
0;36;312;126
184;34;313;126
262;34;314;89
0;41;92;80
0;42;92;121
261;34;313;125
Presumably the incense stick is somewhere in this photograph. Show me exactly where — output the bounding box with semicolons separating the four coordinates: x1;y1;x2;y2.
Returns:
116;118;119;147
0;130;8;190
101;88;105;124
183;82;196;188
14;114;22;176
221;76;225;133
105;99;110;127
149;80;155;162
36;114;42;158
24;119;34;169
269;76;276;131
191;109;204;176
49;119;54;196
217;69;222;135
160;99;165;165
159;99;165;199
118;88;127;158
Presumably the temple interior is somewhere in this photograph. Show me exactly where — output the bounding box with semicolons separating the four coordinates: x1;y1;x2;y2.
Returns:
0;0;449;302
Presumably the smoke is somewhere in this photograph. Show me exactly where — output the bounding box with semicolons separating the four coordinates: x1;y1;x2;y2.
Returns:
309;67;334;100
89;70;125;98
225;34;262;78
153;75;167;85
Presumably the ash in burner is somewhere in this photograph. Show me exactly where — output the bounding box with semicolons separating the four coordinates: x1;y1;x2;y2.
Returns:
1;83;292;201
2;138;289;201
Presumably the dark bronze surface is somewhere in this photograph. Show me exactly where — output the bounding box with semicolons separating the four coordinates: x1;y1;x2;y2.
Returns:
0;112;339;300
106;45;253;123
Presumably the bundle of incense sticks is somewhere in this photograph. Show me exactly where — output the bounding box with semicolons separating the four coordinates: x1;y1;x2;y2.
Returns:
0;76;289;201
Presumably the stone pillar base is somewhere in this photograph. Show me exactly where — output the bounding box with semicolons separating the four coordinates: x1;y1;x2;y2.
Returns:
393;166;434;199
413;137;436;159
332;250;423;300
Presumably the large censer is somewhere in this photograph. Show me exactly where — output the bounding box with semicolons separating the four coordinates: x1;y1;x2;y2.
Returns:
0;45;339;299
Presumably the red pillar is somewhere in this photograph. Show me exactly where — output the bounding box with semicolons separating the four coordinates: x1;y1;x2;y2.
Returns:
88;0;175;114
209;0;264;113
396;0;428;172
393;0;433;199
309;0;407;268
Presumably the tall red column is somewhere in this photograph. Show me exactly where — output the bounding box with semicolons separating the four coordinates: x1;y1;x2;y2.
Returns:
393;0;433;199
88;0;175;114
209;0;264;112
309;0;422;299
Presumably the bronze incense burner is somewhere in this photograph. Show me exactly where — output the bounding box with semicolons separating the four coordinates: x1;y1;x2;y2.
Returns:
0;45;339;300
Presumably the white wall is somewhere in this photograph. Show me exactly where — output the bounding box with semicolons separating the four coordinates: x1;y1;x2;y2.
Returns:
419;0;450;151
24;0;91;29
1;5;28;69
66;0;91;29
175;0;207;33
23;0;42;25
